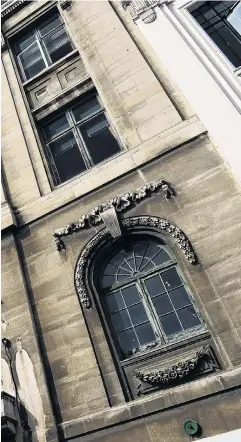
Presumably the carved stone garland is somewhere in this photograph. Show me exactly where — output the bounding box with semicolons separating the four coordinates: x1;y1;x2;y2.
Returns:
121;0;173;23
75;216;197;309
53;179;175;251
135;346;209;386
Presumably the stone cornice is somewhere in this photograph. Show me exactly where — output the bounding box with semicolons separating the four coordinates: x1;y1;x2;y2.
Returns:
121;0;173;23
1;0;26;19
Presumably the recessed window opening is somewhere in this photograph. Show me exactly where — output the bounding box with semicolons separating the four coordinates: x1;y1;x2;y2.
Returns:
13;9;74;81
97;236;203;361
41;93;122;185
188;1;241;68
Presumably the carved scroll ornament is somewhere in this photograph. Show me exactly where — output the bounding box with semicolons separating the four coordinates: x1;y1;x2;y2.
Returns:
75;216;197;309
53;179;175;251
121;0;172;23
135;346;209;386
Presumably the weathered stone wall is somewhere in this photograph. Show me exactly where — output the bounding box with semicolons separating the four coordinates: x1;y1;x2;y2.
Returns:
12;135;241;438
1;1;241;441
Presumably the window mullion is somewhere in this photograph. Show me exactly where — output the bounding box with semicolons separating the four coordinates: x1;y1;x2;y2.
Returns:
137;280;163;342
35;31;49;68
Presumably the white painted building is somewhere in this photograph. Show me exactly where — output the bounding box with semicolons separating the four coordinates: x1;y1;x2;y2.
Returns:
122;0;241;182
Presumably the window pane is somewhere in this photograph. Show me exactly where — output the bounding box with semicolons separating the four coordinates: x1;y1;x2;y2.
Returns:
144;274;166;297
153;249;171;266
161;268;182;290
102;275;115;288
121;285;140;307
43;26;73;63
177;306;201;330
135;322;156;346
117;329;139;356
105;291;125;313
160;313;182;336
128;304;148;326
38;14;62;36
73;97;101;122
169;287;191;310
80;114;121;165
227;4;241;35
152;294;173;316
49;131;87;183
15;30;36;53
43;114;69;140
19;42;45;80
111;310;131;332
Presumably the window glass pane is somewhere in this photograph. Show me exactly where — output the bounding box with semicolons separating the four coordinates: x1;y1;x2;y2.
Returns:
121;285;140;307
111;310;131;332
80;114;121;165
49;131;87;183
19;42;45;80
43;114;69;140
160;313;182;336
161;268;182;291
102;275;115;288
177;306;201;330
227;4;241;35
43;26;73;63
152;294;173;316
144;274;166;297
105;291;125;313
128;304;148;326
117;329;139;356
38;14;62;36
169;287;191;310
73;96;101;122
15;30;36;53
152;249;171;266
135;322;156;346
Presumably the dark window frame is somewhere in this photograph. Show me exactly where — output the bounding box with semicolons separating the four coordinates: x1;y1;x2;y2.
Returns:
41;92;123;186
98;237;204;362
188;1;241;68
14;9;75;82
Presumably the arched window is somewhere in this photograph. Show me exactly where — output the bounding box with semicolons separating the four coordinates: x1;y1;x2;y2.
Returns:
98;235;203;360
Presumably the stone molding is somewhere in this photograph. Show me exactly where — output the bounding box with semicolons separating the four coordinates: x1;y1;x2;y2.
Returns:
53;179;175;250
135;346;209;385
1;0;26;19
75;216;197;309
121;0;173;23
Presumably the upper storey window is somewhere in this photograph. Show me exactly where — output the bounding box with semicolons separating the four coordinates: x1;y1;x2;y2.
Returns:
14;11;74;82
41;93;122;186
189;1;241;68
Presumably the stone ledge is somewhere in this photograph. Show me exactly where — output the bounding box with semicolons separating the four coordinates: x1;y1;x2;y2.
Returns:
1;202;17;232
59;367;241;440
16;116;206;227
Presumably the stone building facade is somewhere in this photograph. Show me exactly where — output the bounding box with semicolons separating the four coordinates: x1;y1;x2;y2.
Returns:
1;1;241;442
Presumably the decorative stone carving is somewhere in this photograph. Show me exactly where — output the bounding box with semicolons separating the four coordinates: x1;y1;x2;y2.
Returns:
135;346;208;385
1;0;26;19
59;0;72;10
100;206;122;238
134;345;220;396
121;0;172;23
75;216;197;309
53;179;175;250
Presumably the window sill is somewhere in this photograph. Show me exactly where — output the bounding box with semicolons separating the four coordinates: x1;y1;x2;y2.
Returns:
22;49;79;87
121;328;210;367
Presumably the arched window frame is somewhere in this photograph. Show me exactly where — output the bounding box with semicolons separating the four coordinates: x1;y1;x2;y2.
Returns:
75;216;210;402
